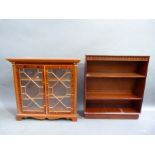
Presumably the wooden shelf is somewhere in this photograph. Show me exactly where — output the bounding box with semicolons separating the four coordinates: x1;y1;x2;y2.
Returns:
85;107;139;114
21;78;70;81
21;78;42;81
48;78;70;81
86;73;145;78
23;95;70;100
86;92;142;100
23;108;44;111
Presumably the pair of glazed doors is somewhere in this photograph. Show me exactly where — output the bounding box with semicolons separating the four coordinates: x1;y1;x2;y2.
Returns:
15;64;76;115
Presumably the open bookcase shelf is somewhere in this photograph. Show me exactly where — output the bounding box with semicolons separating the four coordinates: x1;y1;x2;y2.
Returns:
86;92;142;100
85;107;139;114
84;55;149;119
86;73;146;78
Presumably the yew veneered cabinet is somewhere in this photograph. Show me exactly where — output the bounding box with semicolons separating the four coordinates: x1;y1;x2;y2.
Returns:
7;58;80;121
84;55;149;119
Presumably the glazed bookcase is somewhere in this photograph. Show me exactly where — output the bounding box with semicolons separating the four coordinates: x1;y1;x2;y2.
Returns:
7;58;80;121
84;55;149;119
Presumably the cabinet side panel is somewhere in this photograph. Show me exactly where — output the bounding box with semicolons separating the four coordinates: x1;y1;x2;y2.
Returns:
84;56;87;114
138;60;150;112
12;64;22;114
73;64;77;114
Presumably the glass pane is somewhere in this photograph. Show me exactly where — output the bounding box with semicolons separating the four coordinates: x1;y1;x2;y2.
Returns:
48;69;72;113
19;68;44;112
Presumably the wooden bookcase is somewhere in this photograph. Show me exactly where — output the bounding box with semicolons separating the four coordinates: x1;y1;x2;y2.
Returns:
7;58;80;121
84;55;149;119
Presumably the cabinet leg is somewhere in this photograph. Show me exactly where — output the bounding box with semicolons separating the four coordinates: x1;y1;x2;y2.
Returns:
71;117;77;122
16;115;23;121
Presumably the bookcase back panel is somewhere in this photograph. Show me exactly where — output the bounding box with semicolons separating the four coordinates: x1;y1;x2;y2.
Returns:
86;100;141;111
19;68;45;113
87;61;147;74
87;78;138;94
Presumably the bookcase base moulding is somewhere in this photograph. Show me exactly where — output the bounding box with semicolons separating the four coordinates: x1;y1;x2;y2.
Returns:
84;113;139;119
84;55;149;119
16;114;77;121
7;58;80;121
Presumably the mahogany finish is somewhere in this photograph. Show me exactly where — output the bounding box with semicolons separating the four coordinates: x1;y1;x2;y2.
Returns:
7;58;80;121
84;55;149;119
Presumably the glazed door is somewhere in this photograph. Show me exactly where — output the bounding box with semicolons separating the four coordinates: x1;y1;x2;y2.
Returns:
45;65;74;114
17;65;45;113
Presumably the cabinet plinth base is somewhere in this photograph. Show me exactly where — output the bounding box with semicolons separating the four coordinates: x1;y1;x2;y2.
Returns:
16;115;23;121
16;114;77;122
84;113;139;119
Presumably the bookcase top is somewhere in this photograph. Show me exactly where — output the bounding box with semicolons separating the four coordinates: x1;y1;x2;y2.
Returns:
7;58;80;64
86;55;150;61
